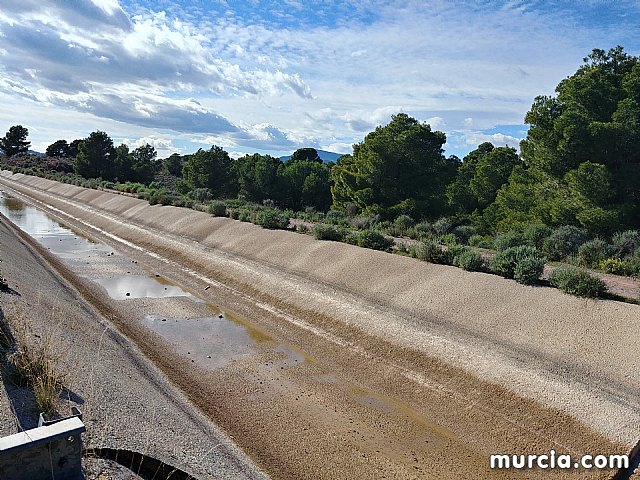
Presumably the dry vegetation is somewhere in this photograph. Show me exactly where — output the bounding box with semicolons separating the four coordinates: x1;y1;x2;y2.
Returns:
1;306;67;416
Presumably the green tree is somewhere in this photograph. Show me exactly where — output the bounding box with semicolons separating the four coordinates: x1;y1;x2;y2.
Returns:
179;146;235;197
0;125;30;157
46;139;71;158
447;142;519;215
68;139;83;158
233;153;281;201
489;46;640;233
277;158;332;210
74;131;116;180
163;153;184;176
331;113;456;219
113;144;132;181
130;144;157;183
290;147;322;163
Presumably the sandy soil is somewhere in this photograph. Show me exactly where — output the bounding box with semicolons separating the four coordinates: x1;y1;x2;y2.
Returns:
1;171;639;479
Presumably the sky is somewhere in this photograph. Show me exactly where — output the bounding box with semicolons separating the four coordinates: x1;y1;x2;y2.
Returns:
0;1;639;160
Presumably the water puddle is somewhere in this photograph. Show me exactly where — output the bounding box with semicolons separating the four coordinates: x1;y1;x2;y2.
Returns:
143;314;254;369
93;275;199;300
0;192;200;301
0;193;105;258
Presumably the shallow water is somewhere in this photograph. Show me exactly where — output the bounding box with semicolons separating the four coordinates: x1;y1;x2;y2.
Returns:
143;314;254;369
0;191;197;300
93;275;199;300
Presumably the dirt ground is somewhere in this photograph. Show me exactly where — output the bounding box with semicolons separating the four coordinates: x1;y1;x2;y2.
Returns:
1;171;638;479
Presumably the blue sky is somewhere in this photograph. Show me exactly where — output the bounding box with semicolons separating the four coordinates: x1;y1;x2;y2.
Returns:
0;0;639;159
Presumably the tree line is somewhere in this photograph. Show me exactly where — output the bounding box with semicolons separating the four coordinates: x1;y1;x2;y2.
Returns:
2;46;639;236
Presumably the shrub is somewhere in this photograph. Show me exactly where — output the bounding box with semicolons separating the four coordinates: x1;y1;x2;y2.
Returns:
542;225;588;260
188;187;213;202
312;223;344;241
411;240;444;263
432;217;452;236
493;230;526;251
239;210;251;222
577;239;613;268
226;196;248;209
549;267;606;298
393;214;415;233
296;223;309;234
452;225;476;244
491;245;546;284
353;230;394;251
208;200;227;217
599;258;633;276
255;208;290;229
523;224;552;249
468;234;493;249
513;256;546;285
442;244;467;265
453;248;484;271
262;199;275;208
396;242;410;254
413;222;433;236
351;214;380;230
229;209;240;220
439;233;458;246
612;230;640;259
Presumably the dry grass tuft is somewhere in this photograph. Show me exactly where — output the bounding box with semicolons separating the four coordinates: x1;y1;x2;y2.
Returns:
4;311;67;416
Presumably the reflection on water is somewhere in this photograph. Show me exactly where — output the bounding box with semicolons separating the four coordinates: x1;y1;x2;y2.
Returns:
0;191;198;300
0;193;102;258
94;275;198;300
143;314;254;369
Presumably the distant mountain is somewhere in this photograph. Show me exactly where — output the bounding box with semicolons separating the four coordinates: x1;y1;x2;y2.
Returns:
28;150;45;157
280;149;345;163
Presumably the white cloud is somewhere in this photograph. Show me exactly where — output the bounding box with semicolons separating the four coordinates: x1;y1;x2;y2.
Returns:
464;132;524;149
1;0;638;158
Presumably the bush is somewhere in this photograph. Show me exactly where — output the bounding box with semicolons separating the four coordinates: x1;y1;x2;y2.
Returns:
413;222;433;236
513;256;546;285
312;223;344;241
599;258;633;276
577;239;613;268
549;267;606;298
612;230;640;259
452;225;476;244
493;230;526;251
432;217;452;236
542;225;588;260
351;230;394;251
523;224;552;249
239;210;251;222
411;240;444;263
351;214;380;230
453;248;484;271
255;208;290;229
468;234;494;249
226;196;248;209
229;209;240;220
393;214;414;232
188;187;213;202
491;245;546;284
208;200;227;217
296;223;309;234
439;233;458;246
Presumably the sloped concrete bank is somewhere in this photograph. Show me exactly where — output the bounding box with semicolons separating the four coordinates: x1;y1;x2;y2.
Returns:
1;170;639;478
